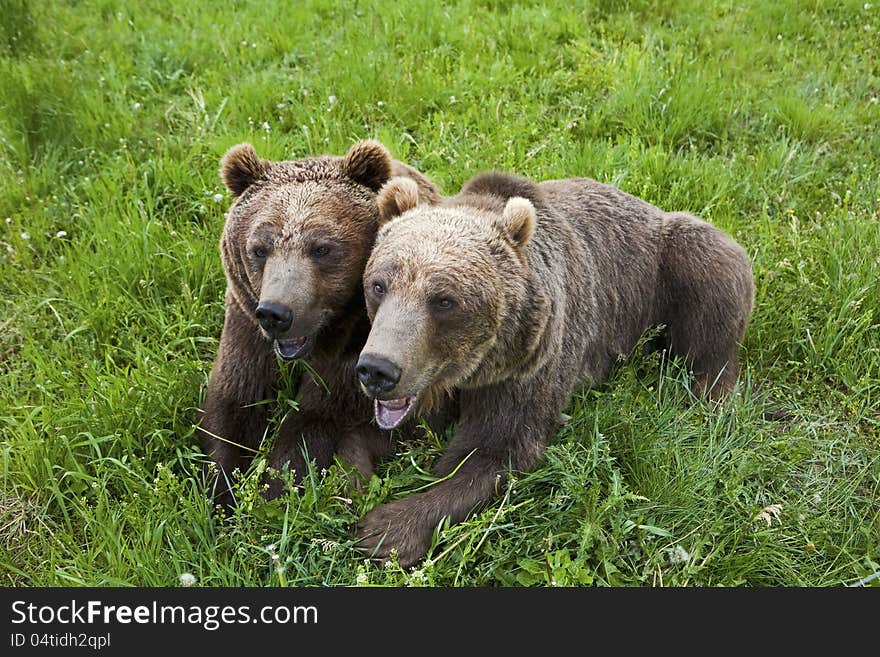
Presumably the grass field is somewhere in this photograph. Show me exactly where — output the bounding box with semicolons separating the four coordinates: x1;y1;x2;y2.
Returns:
1;0;878;587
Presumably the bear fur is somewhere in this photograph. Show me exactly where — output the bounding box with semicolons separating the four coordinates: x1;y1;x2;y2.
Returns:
198;140;442;506
353;170;755;566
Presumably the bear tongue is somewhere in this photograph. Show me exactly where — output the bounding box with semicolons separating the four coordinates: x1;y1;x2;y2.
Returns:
275;337;308;360
375;397;414;430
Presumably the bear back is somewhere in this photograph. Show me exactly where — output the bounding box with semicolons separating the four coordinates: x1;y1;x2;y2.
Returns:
453;171;545;212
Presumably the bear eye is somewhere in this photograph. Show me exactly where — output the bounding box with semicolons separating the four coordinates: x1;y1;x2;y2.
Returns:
253;245;269;260
312;244;332;258
372;282;385;296
432;297;456;311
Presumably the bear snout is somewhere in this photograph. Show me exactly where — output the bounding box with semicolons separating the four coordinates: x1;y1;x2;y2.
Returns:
255;300;293;337
356;353;402;397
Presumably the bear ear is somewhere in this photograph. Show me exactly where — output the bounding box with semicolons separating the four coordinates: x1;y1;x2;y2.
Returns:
376;177;421;225
341;140;393;191
498;197;536;250
220;143;268;197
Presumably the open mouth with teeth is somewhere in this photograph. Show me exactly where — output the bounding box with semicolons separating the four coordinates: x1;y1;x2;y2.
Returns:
274;335;315;361
374;396;416;430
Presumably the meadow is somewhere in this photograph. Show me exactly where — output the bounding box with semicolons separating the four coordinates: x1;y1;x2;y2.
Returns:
0;0;877;587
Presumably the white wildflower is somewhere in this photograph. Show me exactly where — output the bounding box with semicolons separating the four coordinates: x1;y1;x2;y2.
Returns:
179;572;196;587
55;230;67;238
669;545;691;564
406;569;427;586
20;232;30;240
213;193;224;203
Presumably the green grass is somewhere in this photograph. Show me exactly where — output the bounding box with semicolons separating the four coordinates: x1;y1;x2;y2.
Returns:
1;0;878;587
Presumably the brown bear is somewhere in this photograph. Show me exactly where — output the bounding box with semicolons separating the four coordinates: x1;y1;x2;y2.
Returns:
198;140;441;506
353;170;755;566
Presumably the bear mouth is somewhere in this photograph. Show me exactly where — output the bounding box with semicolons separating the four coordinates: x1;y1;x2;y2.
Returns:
274;335;314;361
374;396;416;430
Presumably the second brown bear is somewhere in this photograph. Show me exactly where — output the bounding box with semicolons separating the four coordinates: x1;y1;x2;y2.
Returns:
354;170;755;566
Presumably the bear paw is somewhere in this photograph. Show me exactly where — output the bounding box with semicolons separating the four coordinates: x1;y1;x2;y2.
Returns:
355;500;435;568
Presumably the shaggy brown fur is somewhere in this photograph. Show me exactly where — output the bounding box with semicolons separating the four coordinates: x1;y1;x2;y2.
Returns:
198;141;442;506
354;171;755;566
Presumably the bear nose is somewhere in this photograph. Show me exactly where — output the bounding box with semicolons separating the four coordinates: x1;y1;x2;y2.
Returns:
255;301;293;336
356;354;402;395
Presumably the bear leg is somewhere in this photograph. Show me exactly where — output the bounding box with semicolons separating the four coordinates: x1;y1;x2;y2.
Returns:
199;297;278;506
658;213;754;399
262;411;341;499
356;383;558;567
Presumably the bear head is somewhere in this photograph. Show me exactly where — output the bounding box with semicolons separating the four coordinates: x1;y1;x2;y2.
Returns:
357;175;540;430
218;140;394;361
